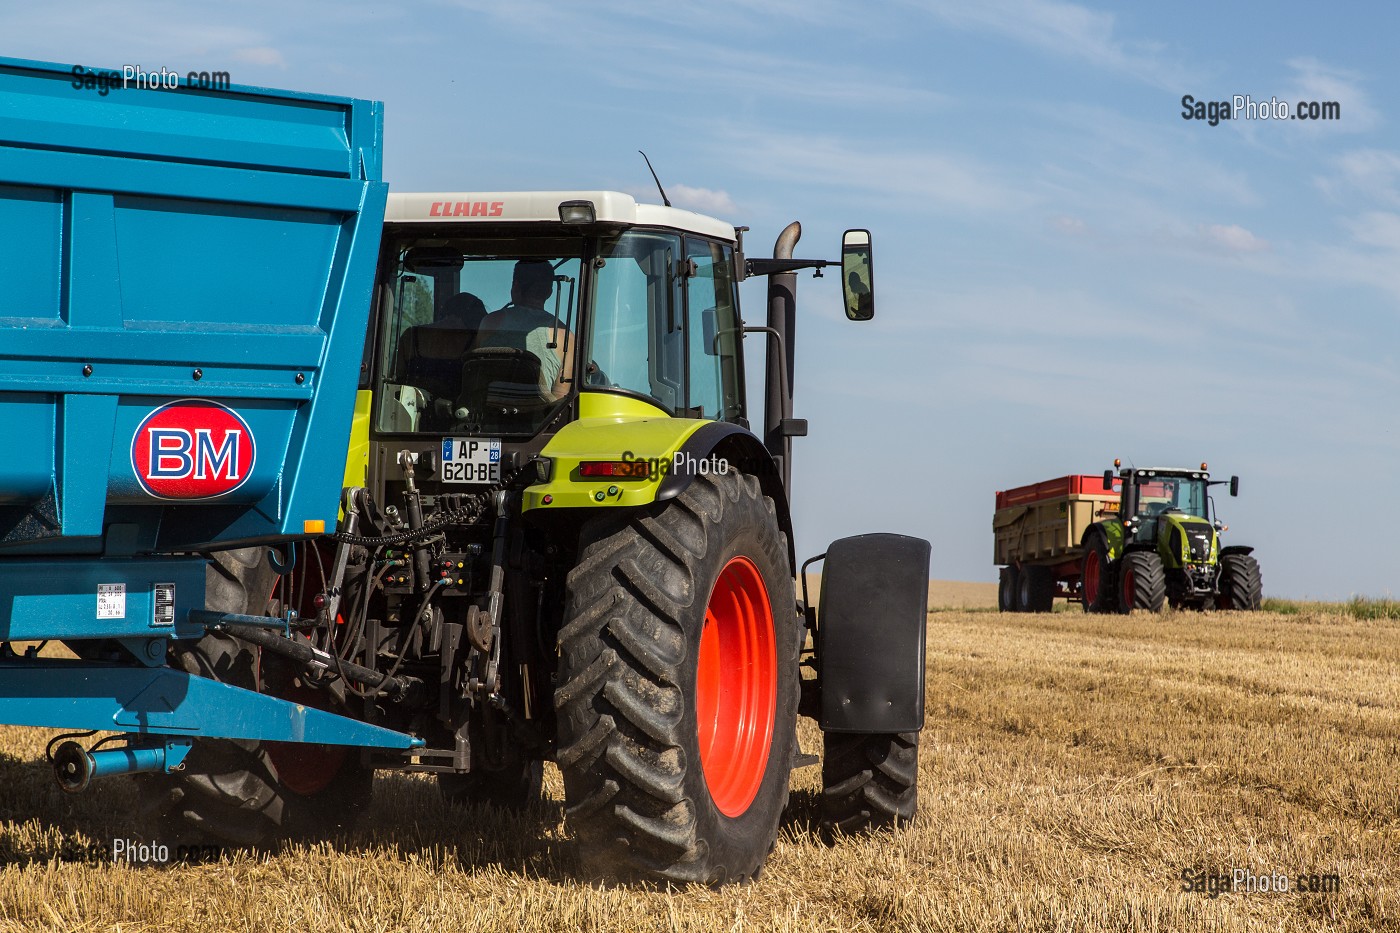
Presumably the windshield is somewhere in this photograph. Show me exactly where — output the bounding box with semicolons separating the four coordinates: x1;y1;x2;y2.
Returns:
376;237;583;435
1134;476;1208;520
374;227;744;438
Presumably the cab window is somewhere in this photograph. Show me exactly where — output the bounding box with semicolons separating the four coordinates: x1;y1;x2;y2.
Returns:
588;230;743;422
685;237;743;421
589;231;684;412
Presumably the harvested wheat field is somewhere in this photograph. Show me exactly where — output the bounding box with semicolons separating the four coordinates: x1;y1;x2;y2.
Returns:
1;598;1397;932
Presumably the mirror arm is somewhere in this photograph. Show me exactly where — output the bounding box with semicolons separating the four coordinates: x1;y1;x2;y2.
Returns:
746;257;833;277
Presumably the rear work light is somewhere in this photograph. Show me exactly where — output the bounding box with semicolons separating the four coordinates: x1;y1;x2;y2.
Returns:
579;460;651;479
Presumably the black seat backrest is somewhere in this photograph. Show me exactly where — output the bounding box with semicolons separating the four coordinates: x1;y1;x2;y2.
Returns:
395;325;476;399
458;347;545;412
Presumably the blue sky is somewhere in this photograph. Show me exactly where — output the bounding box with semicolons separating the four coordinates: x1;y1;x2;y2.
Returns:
10;1;1397;598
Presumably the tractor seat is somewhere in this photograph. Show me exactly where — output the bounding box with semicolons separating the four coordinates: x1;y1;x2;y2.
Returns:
395;324;478;400
456;348;548;427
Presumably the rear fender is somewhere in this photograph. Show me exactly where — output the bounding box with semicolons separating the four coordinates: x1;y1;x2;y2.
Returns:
523;411;794;566
520;395;709;512
660;425;793;567
815;533;931;733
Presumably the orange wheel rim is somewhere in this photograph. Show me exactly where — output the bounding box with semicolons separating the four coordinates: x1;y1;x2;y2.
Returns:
695;556;777;818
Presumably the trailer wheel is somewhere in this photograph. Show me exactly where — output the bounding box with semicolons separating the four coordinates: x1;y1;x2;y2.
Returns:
137;548;371;846
1082;537;1116;613
997;567;1019;613
439;759;544;811
820;731;918;838
1117;551;1166;613
554;471;799;885
1017;565;1056;613
1217;554;1263;610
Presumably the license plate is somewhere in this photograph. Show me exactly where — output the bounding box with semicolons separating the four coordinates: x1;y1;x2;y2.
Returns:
441;437;501;484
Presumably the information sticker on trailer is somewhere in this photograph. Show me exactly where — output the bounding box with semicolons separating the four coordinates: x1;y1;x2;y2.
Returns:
97;584;126;620
441;438;501;484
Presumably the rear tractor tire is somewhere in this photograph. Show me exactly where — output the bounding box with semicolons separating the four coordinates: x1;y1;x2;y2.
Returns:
1117;551;1166;613
137;548;372;846
554;471;799;885
1217;553;1263;610
820;731;918;838
1081;537;1116;613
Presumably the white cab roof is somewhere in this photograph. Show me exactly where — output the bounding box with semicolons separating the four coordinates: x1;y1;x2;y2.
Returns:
384;190;736;242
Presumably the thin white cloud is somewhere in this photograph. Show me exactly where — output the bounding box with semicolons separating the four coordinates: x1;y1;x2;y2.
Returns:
442;0;941;109
1145;221;1274;262
911;0;1194;89
668;185;739;217
1345;212;1400;252
1284;57;1378;132
1198;223;1269;254
1039;103;1261;210
1303;212;1400;300
232;47;287;68
714;127;1034;214
1320;148;1400;205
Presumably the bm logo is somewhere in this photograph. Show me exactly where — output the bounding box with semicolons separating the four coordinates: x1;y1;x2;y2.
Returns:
131;400;256;499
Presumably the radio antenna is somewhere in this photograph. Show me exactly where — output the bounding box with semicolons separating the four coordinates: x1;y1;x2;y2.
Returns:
639;150;671;207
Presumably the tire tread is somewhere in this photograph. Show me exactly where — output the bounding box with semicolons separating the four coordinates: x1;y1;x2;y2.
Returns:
820;731;918;837
555;472;797;884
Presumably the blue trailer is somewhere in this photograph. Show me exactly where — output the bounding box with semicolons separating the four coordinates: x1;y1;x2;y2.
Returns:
0;58;417;806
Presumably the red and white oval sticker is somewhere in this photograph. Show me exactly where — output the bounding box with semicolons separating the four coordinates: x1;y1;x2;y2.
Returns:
131;400;256;499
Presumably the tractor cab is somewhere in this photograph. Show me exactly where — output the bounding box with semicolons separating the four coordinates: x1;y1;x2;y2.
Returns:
1119;469;1210;541
374;192;748;444
1113;466;1216;561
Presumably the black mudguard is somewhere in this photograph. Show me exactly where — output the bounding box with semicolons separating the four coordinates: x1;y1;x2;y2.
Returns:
816;533;931;733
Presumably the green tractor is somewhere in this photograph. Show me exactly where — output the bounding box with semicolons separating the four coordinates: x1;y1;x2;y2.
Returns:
1080;462;1262;613
138;191;931;885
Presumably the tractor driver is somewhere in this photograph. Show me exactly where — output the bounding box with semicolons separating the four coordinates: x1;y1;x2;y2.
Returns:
473;259;575;400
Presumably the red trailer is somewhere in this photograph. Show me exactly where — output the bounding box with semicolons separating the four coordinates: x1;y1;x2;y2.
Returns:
993;474;1122;611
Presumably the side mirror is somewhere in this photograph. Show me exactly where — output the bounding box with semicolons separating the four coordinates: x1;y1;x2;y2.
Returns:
1229;476;1239;497
841;229;874;321
1103;470;1114;491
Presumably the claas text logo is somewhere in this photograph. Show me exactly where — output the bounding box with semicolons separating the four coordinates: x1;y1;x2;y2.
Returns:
131;400;256;499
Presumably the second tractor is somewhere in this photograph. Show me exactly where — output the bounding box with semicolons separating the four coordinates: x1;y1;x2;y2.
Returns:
994;461;1262;613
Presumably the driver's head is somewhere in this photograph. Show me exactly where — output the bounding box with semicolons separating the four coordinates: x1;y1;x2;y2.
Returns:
512;260;554;306
439;291;486;327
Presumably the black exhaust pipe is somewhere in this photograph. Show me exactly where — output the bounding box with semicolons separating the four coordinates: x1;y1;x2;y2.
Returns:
765;222;801;489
